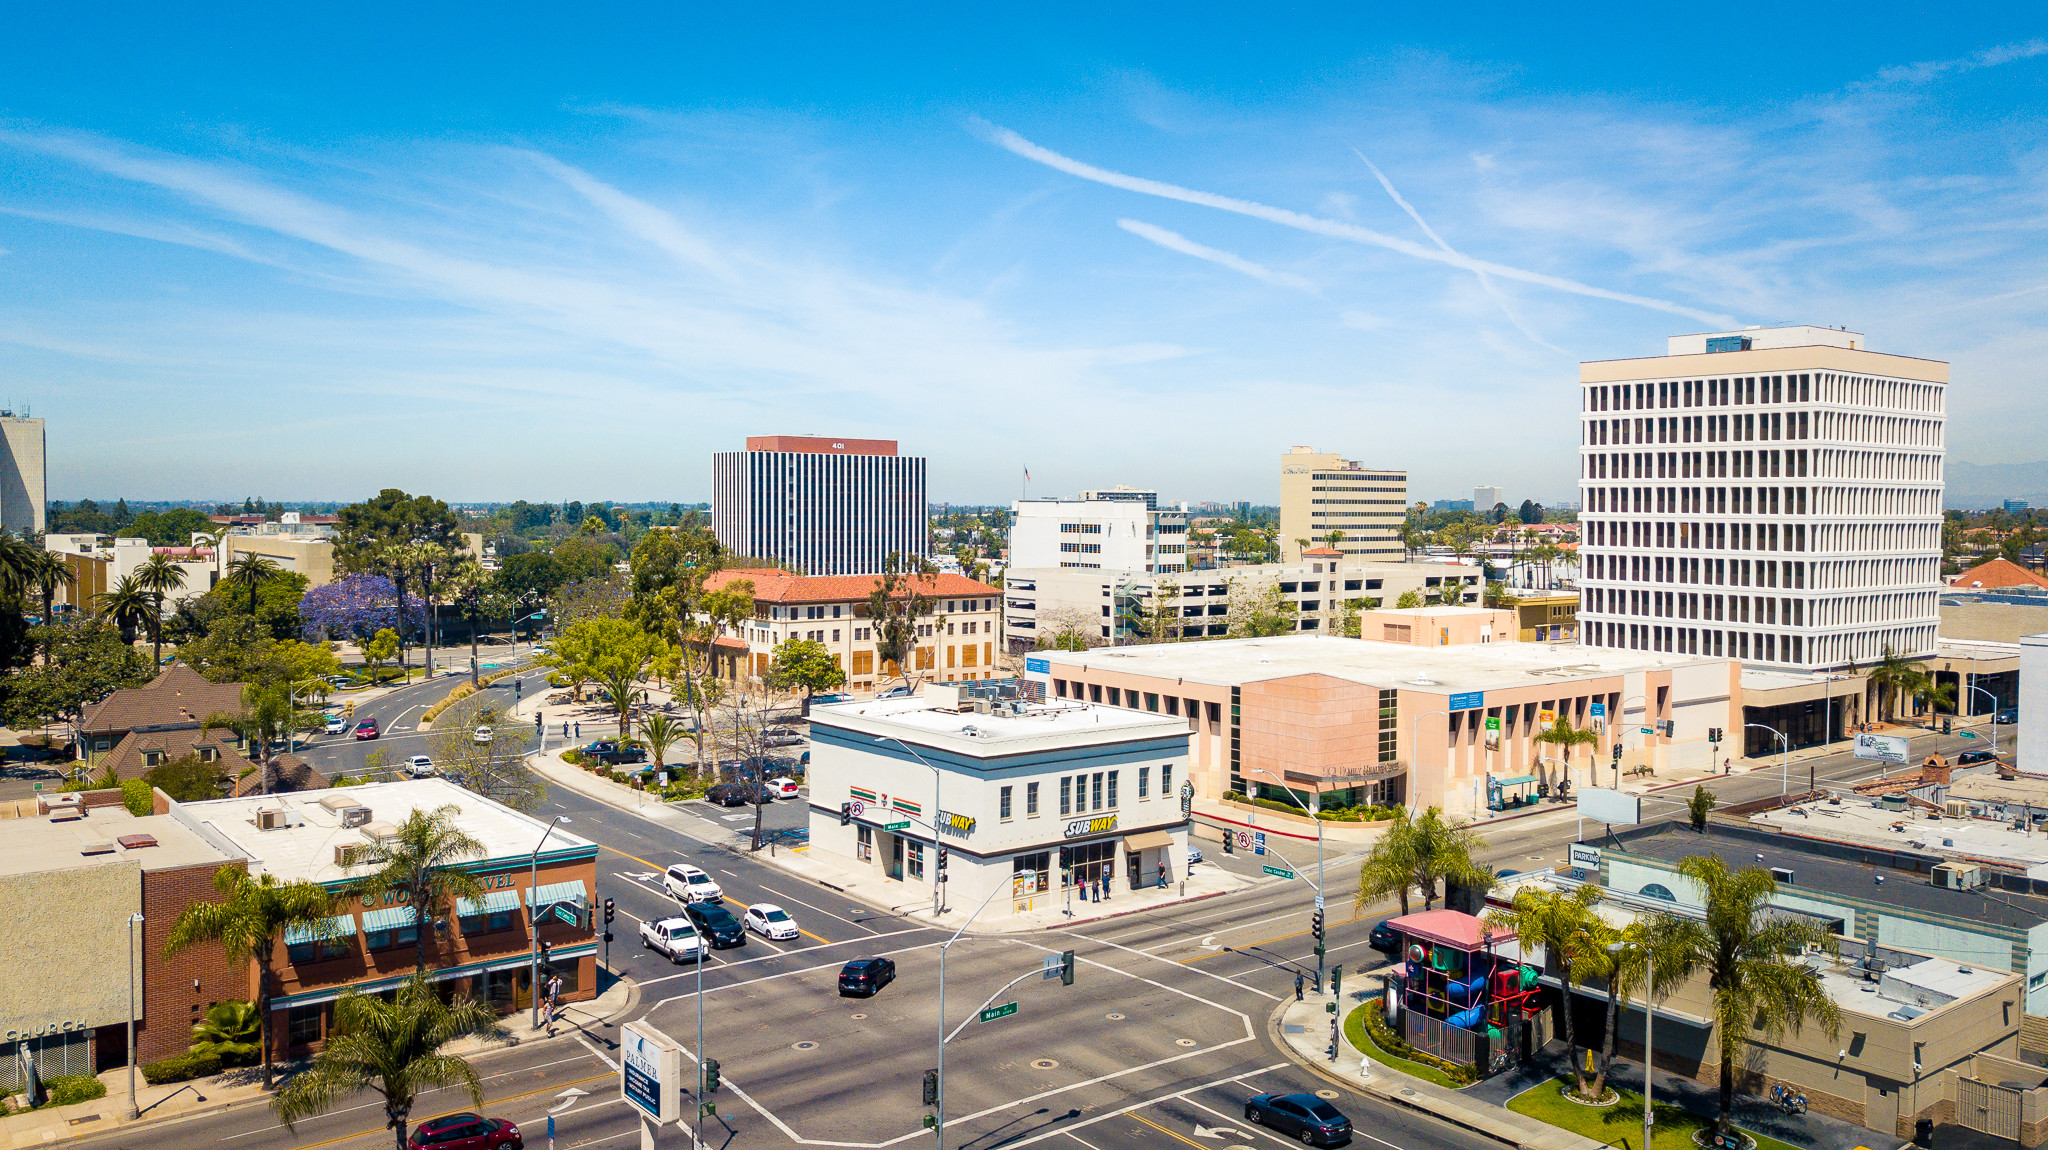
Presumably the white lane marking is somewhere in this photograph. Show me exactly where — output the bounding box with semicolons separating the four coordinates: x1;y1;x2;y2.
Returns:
1064;1133;1110;1150
753;884;885;934
645;940;947;1006
632;925;932;989
574;1031;618;1070
1071;933;1281;1002
1186;1096;1409;1150
995;1065;1293;1150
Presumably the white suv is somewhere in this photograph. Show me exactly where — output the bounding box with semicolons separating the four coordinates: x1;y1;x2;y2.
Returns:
663;864;723;903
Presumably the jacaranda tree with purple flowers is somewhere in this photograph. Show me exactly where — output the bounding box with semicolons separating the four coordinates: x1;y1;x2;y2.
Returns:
301;574;425;642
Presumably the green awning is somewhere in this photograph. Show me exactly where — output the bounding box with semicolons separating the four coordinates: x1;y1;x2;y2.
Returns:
284;915;357;947
527;881;588;911
362;906;419;933
457;890;520;917
1493;775;1538;786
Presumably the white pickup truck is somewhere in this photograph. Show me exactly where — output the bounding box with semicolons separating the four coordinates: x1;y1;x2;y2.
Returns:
639;915;705;964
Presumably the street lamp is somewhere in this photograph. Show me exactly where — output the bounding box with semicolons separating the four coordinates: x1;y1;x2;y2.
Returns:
1243;767;1326;992
127;911;144;1118
1746;723;1790;796
528;815;570;1028
1966;685;2000;757
873;734;946;918
933;880;1011;1150
1607;939;1654;1150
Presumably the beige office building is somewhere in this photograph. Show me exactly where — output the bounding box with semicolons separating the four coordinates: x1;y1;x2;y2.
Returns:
1278;446;1406;564
0;414;45;535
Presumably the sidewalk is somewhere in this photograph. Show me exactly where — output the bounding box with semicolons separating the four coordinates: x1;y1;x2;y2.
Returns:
0;968;636;1147
1269;991;1603;1150
523;748;1261;934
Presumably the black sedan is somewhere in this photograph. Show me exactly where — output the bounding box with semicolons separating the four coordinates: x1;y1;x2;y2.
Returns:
838;956;896;997
1368;921;1402;955
706;783;770;807
683;901;747;948
1958;749;2000;765
1246;1093;1351;1145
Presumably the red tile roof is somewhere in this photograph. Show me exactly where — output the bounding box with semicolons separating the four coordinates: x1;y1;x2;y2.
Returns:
704;568;1000;604
1301;547;1343;557
1951;557;2048;591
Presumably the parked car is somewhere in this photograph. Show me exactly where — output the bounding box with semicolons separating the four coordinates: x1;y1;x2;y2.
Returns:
1245;1093;1351;1145
877;685;915;699
742;903;799;941
763;732;806;748
707;782;771;806
584;742;648;766
811;692;855;706
838;956;896;997
1958;749;2000;765
474;726;494;743
1186;847;1204;865
405;755;436;778
683;900;746;948
324;713;347;734
1997;709;2019;725
663;863;723;903
354;718;380;740
767;778;800;800
406;1113;522;1150
1368;921;1402;955
638;916;705;964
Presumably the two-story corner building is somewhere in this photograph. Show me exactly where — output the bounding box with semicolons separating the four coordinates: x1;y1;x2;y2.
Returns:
703;568;1004;693
804;688;1192;921
167;780;599;1057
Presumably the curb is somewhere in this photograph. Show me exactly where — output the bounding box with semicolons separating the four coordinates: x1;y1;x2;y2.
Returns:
1050;888;1231;929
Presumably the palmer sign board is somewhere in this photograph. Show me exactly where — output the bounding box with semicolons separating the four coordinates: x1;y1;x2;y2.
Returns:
1853;732;1910;765
621;1020;685;1126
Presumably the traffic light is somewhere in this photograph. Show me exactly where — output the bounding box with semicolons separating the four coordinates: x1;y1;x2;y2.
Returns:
604;897;616;926
937;847;948;870
1708;727;1724;743
538;941;553;975
840;802;852;827
344;701;356;718
1611;743;1622;763
1332;964;1342;1000
921;1069;939;1106
702;1058;720;1094
1311;909;1325;943
1059;949;1076;986
1221;832;1234;855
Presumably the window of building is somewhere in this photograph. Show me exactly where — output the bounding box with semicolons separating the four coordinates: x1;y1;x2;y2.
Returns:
1060;776;1072;816
1000;786;1013;821
366;922;419;953
286;1004;326;1047
1013;851;1051;894
856;825;874;862
460;909;515;937
907;840;925;879
1162;764;1174;797
1107;770;1119;807
1145;692;1159;711
1092;772;1105;810
1138;766;1150;799
286;934;352;965
1026;781;1039;816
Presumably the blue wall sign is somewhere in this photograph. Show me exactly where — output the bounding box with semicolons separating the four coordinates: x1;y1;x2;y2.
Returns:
1447;691;1484;711
1025;657;1051;674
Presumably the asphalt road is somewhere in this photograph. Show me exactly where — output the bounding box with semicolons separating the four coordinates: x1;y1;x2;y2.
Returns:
291;644;541;780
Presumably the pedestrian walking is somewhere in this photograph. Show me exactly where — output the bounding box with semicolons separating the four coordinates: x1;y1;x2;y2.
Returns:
574;721;581;738
1295;972;1305;1001
1157;861;1168;889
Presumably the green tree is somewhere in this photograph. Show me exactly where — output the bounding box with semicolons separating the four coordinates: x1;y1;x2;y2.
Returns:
1534;717;1600;791
27;551;74;657
1393;588;1424;609
495;552;566;606
1488;883;1603;1099
0;616;153;729
334;489;460;575
362;627;400;682
1689;784;1716;831
134;553;189;665
222;554;283;617
145;753;231;801
1864;645;1918;724
123;508;214;546
270;974;499;1150
867;552;942;684
550;536;619;584
767;637;848;710
640;712;690;780
1354;807;1490;915
1517;499;1544;525
545;616;668;733
164;866;337;1088
352;804;487;973
1579;918;1690;1101
1653;856;1844;1137
189;1000;262;1066
1228;582;1296;638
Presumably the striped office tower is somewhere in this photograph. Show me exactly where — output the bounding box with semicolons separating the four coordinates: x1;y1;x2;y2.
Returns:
711;435;928;576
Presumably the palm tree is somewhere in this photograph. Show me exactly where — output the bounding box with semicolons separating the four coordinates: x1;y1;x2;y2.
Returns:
595;663;647;744
1907;670;1956;727
1356;810;1421;915
0;530;38;598
28;550;75;661
1534;718;1601;791
271;974;499;1150
134;553;189;665
1354;807;1490;914
189;1000;262;1066
164;866;337;1088
1653;855;1843;1138
1865;646;1919;724
222;553;283;616
351;805;487;973
95;574;155;646
1580;917;1690;1101
1488;883;1603;1099
641;712;689;785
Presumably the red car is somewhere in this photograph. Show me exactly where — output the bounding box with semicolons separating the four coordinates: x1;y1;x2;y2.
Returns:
353;718;379;740
407;1114;522;1150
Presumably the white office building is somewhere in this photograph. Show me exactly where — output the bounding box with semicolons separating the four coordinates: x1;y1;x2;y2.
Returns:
0;414;45;535
1009;498;1188;574
711;435;927;576
1578;326;1945;671
1474;485;1504;513
804;688;1192;921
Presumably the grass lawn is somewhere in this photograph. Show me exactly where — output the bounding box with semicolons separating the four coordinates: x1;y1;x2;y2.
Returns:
1507;1076;1802;1150
1341;1005;1467;1090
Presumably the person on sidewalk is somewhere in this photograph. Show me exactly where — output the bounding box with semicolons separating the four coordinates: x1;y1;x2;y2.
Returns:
1157;861;1168;889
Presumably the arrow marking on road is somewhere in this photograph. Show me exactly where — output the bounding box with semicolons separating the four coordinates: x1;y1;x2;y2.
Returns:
1200;935;1221;950
549;1087;589;1114
1193;1124;1246;1139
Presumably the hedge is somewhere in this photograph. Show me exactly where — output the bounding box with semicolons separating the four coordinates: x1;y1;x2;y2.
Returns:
141;1051;222;1085
42;1075;107;1107
419;666;524;724
1222;792;1402;823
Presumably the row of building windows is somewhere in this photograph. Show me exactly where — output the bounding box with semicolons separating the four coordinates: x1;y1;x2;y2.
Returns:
1058;523;1105;534
1585;373;1945;417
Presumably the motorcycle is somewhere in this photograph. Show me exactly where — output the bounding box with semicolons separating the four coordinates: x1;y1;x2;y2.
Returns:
1771;1085;1808;1115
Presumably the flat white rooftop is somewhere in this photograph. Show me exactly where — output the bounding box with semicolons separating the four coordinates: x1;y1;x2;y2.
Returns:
812;697;1185;758
171;779;596;886
0;806;231;877
1751;797;2048;870
1034;634;1727;694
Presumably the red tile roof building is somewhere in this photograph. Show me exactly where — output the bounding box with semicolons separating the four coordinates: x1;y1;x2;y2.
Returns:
1950;557;2048;592
702;568;1002;690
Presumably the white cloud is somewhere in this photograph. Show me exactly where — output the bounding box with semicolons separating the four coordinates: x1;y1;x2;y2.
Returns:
1115;218;1317;293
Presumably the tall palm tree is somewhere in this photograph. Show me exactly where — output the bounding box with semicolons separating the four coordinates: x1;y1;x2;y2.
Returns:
1865;645;1919;724
1653;856;1843;1137
95;574;155;646
0;530;38;598
222;552;283;616
1487;883;1603;1098
271;974;499;1150
134;553;189;665
1354;807;1491;914
641;712;689;785
164;866;337;1088
1579;917;1691;1101
1907;670;1956;726
443;557;490;687
351;805;487;973
1356;809;1421;915
1534;718;1601;791
28;550;75;661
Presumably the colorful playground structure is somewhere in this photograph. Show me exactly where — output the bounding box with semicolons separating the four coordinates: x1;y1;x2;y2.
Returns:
1382;908;1545;1074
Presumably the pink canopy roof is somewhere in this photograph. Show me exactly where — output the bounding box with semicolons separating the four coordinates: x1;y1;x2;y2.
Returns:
1386;908;1514;950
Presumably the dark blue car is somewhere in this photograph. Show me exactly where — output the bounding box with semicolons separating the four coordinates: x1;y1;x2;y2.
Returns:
1245;1093;1351;1145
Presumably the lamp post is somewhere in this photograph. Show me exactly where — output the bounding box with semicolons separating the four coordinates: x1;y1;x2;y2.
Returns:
933;880;1010;1150
1746;722;1790;796
528;815;570;1028
1607;939;1653;1150
1966;685;1999;757
127;911;143;1118
1613;693;1647;786
873;734;945;918
1244;767;1326;992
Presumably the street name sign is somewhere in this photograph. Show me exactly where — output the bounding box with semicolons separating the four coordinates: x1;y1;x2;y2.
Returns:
979;1002;1018;1023
1263;865;1296;879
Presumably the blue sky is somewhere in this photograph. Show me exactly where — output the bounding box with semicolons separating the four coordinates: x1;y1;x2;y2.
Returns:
3;4;2045;506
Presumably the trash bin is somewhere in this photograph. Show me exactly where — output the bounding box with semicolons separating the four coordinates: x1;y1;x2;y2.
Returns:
1914;1117;1934;1147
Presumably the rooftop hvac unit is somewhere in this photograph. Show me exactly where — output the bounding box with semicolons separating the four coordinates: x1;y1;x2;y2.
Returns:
341;806;373;828
334;843;366;867
1932;862;1985;891
257;808;288;830
1770;867;1795;885
1945;800;1971;818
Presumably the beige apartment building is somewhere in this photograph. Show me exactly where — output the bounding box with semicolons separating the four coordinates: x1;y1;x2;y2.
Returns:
703;568;1003;693
1278;446;1407;564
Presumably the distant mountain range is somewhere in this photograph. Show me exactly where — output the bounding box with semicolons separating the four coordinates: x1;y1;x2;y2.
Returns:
1947;461;2048;509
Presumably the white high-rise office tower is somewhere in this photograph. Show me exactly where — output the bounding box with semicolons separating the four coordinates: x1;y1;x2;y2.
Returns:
0;414;45;535
711;435;927;575
1577;326;1944;671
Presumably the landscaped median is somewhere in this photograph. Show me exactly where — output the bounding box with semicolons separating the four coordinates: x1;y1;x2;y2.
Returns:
1505;1077;1799;1150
